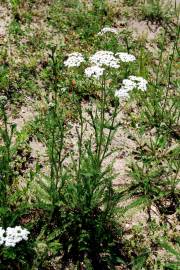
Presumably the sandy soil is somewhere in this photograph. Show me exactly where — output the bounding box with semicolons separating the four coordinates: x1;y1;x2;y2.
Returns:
0;4;11;44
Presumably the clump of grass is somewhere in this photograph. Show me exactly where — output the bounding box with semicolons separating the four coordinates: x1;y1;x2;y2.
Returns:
141;0;173;23
48;0;111;41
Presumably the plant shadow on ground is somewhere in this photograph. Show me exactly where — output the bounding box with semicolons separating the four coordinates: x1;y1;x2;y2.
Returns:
48;207;127;270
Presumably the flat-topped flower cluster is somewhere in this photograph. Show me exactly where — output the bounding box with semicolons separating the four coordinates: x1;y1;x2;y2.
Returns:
64;50;147;98
64;52;85;67
64;50;136;77
64;50;136;69
116;53;136;63
0;226;30;247
63;27;147;99
89;50;120;69
115;76;148;98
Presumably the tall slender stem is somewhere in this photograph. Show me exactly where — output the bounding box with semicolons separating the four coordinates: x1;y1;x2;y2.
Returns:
162;23;180;117
100;102;118;165
77;103;83;181
97;74;106;162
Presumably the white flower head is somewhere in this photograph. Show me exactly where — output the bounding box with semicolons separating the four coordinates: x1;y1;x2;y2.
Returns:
14;226;30;241
4;226;30;247
90;50;120;69
0;227;5;245
5;227;18;247
121;79;137;91
116;52;136;62
115;79;136;99
115;76;148;99
98;27;118;36
64;52;85;68
129;76;148;91
85;65;104;79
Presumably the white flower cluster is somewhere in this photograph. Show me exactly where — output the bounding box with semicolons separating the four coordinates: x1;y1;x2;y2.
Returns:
64;50;137;81
129;76;148;91
97;27;118;36
115;76;148;99
115;79;136;98
64;52;85;68
90;50;120;69
116;52;136;62
85;65;105;79
0;226;30;247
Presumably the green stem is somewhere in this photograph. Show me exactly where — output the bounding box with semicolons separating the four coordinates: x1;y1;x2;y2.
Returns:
162;23;180;117
77;103;83;181
155;28;167;86
97;74;106;162
100;101;118;165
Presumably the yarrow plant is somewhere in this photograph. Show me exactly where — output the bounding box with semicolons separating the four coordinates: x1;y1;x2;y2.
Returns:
64;52;85;68
1;1;178;268
0;226;30;247
97;26;118;36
